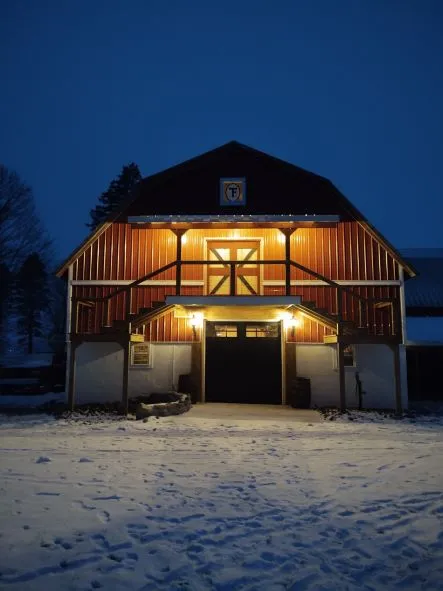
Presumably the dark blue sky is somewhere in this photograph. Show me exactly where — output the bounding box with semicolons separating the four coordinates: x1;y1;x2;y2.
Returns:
1;0;442;259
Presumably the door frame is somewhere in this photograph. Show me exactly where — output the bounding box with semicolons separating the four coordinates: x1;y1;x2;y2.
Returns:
201;317;286;404
203;237;265;296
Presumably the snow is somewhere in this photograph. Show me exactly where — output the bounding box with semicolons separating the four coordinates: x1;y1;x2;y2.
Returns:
0;408;443;590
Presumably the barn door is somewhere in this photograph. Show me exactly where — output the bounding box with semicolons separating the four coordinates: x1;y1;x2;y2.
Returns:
206;240;260;295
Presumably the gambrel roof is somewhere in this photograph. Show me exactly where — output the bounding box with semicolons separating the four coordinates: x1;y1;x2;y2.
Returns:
56;141;416;277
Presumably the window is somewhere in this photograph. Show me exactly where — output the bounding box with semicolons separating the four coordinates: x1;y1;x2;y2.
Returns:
131;343;152;367
343;345;355;367
214;324;238;338
246;324;279;338
332;344;356;369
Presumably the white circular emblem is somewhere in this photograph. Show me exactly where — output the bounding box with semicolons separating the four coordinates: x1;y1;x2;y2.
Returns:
225;182;242;202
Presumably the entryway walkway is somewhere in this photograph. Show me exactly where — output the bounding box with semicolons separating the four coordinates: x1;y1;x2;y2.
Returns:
188;403;322;423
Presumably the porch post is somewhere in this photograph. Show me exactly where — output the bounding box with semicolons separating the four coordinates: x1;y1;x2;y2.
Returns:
229;263;236;295
121;337;130;415
173;229;187;296
67;340;77;411
391;344;403;414
280;229;295;296
337;341;346;412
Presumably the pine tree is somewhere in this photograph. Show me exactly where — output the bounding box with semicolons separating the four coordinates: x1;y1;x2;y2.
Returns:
87;163;142;230
14;253;49;354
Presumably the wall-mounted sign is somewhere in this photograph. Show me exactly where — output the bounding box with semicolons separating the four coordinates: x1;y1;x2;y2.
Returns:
220;178;246;206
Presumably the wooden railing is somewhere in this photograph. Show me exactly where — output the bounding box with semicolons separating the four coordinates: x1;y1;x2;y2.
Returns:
71;258;402;339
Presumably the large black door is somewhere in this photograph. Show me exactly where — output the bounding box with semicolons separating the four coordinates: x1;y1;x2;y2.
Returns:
205;322;282;404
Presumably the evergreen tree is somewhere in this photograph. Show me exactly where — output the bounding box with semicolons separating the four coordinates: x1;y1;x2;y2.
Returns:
87;163;141;230
14;253;49;354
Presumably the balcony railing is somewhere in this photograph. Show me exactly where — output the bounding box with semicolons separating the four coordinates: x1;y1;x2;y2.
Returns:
71;258;402;340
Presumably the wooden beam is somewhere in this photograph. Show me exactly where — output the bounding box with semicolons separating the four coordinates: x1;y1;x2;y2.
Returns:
121;341;130;415
285;342;297;406
279;228;295;296
392;344;403;415
337;342;346;412
67;342;77;411
191;342;203;403
172;229;187;296
230;263;236;295
324;334;401;345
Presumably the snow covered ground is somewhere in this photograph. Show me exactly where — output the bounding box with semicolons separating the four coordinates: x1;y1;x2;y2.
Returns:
1;409;443;590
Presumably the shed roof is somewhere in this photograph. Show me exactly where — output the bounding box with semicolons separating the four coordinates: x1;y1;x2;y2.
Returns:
401;249;443;310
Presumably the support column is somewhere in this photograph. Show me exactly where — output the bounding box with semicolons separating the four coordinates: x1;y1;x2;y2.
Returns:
67;341;78;411
279;229;295;296
172;229;187;296
337;341;346;412
64;265;73;397
191;341;203;403
398;265;407;343
392;344;403;414
121;338;130;415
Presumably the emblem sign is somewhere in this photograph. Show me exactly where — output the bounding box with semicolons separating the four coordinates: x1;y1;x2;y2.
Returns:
220;178;246;206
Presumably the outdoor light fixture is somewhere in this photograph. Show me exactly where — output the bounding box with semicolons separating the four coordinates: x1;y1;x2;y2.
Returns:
189;312;204;329
281;311;301;329
189;312;204;338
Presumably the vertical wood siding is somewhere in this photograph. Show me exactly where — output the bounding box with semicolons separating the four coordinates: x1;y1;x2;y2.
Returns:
73;223;399;282
72;223;400;341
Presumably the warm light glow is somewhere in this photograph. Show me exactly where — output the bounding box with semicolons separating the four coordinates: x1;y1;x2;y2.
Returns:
277;232;286;244
281;311;302;329
189;312;204;328
182;234;188;245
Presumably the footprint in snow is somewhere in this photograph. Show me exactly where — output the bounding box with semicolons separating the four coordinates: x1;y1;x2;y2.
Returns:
79;457;94;463
35;456;51;464
97;510;111;523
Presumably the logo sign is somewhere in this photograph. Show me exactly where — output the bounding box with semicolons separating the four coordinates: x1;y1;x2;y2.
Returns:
220;178;246;206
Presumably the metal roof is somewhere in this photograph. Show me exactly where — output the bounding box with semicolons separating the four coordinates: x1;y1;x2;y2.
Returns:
401;249;443;309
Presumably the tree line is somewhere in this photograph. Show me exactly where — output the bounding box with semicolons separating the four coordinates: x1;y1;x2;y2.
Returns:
0;162;141;360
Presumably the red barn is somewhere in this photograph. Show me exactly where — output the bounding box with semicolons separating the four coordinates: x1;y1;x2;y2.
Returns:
56;142;416;412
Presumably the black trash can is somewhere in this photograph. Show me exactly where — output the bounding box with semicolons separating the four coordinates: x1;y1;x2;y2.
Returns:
288;377;311;409
178;374;198;404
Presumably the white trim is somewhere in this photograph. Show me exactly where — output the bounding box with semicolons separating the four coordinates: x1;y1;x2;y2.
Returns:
166;295;301;307
130;342;153;368
65;265;73;396
264;280;402;286
280;319;286;405
71;279;401;287
202;320;207;403
204;237;265;296
128;215;341;223
71;278;402;287
71;279;203;286
66;265;73;338
406;340;443;347
399;266;407;344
